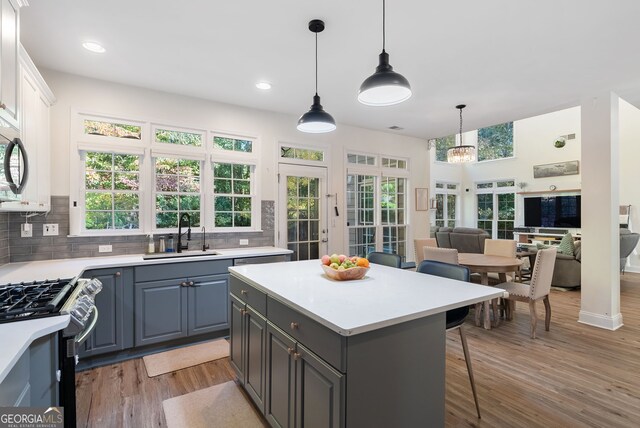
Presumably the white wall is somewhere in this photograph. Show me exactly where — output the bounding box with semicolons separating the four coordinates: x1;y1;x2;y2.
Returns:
41;69;430;257
619;99;640;272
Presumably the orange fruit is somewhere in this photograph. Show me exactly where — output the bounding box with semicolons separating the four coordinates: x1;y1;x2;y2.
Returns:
356;257;369;268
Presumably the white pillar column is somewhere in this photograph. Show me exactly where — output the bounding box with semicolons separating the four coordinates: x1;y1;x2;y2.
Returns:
579;92;622;330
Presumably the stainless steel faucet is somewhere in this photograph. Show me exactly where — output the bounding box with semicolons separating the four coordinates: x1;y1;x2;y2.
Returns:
201;226;210;251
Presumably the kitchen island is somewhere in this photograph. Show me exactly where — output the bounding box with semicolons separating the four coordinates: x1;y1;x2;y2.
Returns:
228;259;505;427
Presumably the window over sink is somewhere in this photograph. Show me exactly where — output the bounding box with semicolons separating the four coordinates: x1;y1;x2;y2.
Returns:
70;112;261;235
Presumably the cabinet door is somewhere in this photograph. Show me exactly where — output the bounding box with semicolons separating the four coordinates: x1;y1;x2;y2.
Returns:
244;305;266;412
229;293;245;381
187;274;229;336
295;343;344;428
0;0;19;127
135;278;187;346
265;323;296;428
80;268;129;357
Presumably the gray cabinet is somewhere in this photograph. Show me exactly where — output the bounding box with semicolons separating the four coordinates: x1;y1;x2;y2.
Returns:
80;267;134;357
264;323;343;428
135;272;229;347
230;288;267;412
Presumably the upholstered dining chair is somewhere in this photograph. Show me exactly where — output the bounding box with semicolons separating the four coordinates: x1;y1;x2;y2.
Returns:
423;246;459;265
414;238;438;263
367;251;403;268
483;239;517;283
416;260;481;419
495;247;557;339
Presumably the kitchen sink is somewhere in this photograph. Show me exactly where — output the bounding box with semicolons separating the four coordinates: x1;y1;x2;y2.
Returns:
142;249;221;260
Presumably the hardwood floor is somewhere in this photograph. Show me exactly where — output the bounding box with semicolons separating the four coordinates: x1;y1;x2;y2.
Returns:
76;275;640;427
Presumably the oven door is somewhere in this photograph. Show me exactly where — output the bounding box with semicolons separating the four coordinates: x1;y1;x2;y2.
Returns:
59;307;99;428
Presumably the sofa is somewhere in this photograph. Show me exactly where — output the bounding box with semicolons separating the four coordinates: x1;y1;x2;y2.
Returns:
538;228;639;288
435;227;490;254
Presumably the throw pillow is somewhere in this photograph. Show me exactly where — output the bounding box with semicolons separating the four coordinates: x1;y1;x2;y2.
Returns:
557;233;575;256
536;242;551;250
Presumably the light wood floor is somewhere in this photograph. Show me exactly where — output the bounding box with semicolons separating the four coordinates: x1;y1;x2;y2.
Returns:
76;275;640;427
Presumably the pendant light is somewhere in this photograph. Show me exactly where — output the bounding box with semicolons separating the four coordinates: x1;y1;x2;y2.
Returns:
297;19;336;133
447;104;476;163
358;0;412;106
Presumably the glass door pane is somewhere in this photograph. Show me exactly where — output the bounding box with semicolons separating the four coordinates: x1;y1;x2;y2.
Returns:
477;193;494;237
279;164;327;261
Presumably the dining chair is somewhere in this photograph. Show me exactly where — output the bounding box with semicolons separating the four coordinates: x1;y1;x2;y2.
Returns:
416;260;481;419
495;247;557;339
483;239;517;283
423;246;459;264
367;251;402;268
414;238;438;263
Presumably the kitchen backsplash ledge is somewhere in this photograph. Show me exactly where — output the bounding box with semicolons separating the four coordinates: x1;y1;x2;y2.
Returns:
4;196;275;263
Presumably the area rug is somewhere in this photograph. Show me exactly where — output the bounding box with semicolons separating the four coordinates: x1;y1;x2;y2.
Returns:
162;381;265;428
143;338;229;377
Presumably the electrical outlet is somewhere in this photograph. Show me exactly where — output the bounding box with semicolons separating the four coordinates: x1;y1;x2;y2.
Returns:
43;224;59;236
98;245;113;253
239;239;249;246
21;223;32;238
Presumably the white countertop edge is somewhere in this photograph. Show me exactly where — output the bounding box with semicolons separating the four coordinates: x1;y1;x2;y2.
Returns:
0;247;292;283
228;269;505;336
0;315;70;384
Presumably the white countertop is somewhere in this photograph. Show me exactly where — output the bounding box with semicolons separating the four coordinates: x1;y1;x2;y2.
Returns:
229;259;505;336
0;246;291;283
0;315;70;384
0;246;290;382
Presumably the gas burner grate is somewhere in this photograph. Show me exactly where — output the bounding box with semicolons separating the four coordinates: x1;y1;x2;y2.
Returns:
0;278;74;323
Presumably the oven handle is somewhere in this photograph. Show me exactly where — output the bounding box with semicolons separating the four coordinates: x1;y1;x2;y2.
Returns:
75;306;98;345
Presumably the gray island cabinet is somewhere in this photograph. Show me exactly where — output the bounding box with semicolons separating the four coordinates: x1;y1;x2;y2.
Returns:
229;259;504;427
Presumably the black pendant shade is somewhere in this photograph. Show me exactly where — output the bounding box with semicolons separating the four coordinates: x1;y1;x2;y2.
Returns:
297;94;336;133
358;0;412;106
297;19;336;133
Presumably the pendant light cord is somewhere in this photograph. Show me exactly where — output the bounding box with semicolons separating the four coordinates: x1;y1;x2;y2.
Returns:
459;106;463;147
315;32;318;95
382;0;386;52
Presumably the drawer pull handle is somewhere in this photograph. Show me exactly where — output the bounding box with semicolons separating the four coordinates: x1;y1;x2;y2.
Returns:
287;347;294;355
241;289;248;295
0;103;5;110
290;322;299;330
115;271;121;277
293;352;301;361
181;281;188;287
240;309;246;315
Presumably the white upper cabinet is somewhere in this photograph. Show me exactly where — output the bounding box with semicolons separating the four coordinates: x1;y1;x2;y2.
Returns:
0;0;20;128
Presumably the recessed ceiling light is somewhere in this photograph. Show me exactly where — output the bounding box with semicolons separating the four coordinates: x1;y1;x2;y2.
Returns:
82;42;106;53
255;81;272;90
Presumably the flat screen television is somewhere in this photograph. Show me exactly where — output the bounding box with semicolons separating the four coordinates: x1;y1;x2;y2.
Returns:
524;195;581;228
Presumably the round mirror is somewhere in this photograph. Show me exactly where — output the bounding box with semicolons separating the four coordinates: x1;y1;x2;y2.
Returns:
3;137;29;194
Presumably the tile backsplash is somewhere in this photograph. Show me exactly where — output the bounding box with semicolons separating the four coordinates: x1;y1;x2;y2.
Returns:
4;196;275;263
0;212;8;265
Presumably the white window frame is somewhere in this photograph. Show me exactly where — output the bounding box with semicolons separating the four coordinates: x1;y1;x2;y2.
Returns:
278;141;328;167
475;180;516;239
434;181;459;228
345;150;410;258
69;110;262;236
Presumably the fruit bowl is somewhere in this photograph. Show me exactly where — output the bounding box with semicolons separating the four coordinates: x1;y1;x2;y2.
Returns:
321;264;369;281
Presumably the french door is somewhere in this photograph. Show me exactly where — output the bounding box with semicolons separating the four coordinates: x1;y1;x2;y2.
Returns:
278;164;328;261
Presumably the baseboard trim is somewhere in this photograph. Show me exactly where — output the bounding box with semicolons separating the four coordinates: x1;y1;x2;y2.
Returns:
578;310;624;330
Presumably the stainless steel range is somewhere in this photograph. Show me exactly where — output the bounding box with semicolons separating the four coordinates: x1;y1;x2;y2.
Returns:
0;277;102;428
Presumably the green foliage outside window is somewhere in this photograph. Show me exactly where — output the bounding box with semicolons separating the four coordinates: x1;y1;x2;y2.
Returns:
213;162;252;227
84;120;141;139
214;137;253;153
84;152;140;230
155;158;201;229
155;129;202;147
477;122;513;161
435;135;456;162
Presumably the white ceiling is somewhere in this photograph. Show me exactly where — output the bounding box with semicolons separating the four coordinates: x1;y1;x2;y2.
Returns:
19;0;640;139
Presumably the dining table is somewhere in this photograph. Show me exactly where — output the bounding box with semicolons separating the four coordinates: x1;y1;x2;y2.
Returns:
458;253;523;329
